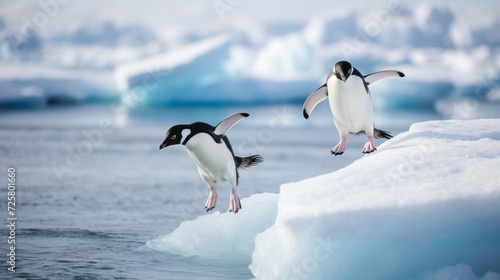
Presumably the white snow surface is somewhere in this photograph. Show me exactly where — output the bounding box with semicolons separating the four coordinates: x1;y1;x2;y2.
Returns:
250;119;500;279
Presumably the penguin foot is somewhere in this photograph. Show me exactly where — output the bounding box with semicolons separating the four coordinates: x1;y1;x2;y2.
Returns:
229;190;242;213
362;140;377;154
205;190;218;212
331;142;346;156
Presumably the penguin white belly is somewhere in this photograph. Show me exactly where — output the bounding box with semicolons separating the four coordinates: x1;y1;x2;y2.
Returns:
327;76;373;135
184;133;236;182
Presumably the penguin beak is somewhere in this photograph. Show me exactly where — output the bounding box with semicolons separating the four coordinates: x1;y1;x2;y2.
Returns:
159;138;169;150
342;72;351;83
339;73;347;83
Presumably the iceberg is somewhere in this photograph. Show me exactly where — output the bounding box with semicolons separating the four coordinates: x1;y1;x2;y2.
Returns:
113;34;319;107
143;193;279;266
114;34;233;106
250;119;500;279
0;63;118;108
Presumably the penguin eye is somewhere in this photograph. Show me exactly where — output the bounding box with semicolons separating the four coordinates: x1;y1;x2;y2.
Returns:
171;135;176;140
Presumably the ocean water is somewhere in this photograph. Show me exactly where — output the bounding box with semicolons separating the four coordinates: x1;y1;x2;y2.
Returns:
0;104;438;279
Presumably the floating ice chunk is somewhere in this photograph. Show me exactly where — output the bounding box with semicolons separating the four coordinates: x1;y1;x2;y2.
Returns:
144;193;278;266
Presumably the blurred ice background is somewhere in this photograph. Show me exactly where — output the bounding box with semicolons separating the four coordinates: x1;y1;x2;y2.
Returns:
0;0;498;115
0;0;499;279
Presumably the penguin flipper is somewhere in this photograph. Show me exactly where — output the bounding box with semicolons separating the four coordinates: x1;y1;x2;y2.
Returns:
302;84;328;119
364;70;405;85
214;112;249;136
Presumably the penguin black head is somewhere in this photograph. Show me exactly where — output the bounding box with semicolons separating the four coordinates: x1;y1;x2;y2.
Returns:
334;61;353;83
159;125;189;149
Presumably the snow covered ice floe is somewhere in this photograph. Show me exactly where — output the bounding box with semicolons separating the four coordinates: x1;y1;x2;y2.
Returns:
143;193;278;266
250;119;500;280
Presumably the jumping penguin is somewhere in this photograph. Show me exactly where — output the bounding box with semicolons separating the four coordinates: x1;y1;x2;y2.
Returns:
159;112;263;213
302;61;404;155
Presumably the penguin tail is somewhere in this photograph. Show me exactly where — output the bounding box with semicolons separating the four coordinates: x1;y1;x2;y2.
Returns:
236;155;264;170
374;128;393;139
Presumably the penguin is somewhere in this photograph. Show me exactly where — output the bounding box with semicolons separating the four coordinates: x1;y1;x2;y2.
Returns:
159;112;263;213
302;61;404;155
